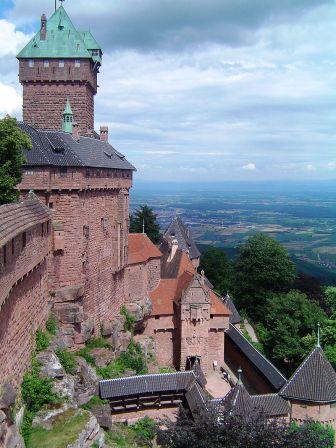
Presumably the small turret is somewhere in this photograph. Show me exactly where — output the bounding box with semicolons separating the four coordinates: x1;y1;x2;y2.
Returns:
62;98;73;133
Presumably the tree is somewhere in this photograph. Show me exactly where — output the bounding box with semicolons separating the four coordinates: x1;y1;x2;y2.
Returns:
264;290;326;374
301;313;336;369
157;406;334;448
0;115;31;205
130;205;161;244
233;233;296;321
324;286;336;314
199;247;232;295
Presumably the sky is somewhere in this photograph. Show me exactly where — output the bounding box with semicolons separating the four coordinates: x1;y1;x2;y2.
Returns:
0;0;336;182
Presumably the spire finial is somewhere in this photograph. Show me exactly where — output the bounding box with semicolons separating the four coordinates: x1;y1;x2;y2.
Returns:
142;219;145;234
237;367;242;385
317;322;321;348
62;97;74;133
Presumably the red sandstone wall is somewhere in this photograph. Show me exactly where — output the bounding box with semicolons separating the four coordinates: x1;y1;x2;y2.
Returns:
0;223;50;307
290;401;336;429
125;263;147;301
147;258;161;292
208;329;225;368
19;58;98;134
144;316;175;366
0;261;49;388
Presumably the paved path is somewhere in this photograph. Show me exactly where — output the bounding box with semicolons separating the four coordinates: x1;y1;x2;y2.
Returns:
205;371;231;398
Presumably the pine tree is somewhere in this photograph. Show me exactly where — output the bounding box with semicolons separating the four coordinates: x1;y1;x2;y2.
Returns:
130;205;161;244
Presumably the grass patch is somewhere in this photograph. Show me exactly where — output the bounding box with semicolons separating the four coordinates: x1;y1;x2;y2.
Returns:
75;347;95;365
46;314;58;335
158;366;176;374
29;408;90;448
120;305;136;333
106;417;155;448
55;349;76;375
81;395;108;410
86;337;111;349
21;357;60;446
35;328;51;352
97;340;148;379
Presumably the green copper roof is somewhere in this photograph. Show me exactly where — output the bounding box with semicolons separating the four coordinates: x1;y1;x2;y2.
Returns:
17;6;102;63
62;98;73;133
63;97;73;115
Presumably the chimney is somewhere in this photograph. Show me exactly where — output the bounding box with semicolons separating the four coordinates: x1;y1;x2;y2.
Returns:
72;122;80;141
100;126;108;142
200;269;205;285
168;238;179;262
40;14;47;40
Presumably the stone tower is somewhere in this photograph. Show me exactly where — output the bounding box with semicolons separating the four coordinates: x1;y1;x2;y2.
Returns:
17;5;102;135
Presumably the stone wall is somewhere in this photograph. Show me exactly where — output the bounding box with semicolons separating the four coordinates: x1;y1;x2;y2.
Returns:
0;260;49;388
290;401;336;429
147;258;161;292
144;316;175;367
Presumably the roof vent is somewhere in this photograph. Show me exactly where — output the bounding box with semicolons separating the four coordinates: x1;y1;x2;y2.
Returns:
47;137;65;153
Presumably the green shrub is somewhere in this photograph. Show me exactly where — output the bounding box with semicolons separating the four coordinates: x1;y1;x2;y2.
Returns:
97;340;148;379
86;337;111;349
35;328;51;352
158;366;176;374
81;395;108;410
55;349;76;375
45;314;58;335
120;305;136;333
131;416;156;443
75;347;95;365
21;357;59;446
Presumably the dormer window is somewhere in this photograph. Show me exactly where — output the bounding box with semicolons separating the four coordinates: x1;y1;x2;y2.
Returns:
75;59;80;67
59;60;64;67
43;60;49;67
28;59;34;68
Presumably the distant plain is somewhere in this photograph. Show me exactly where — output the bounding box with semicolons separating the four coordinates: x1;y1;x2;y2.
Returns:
131;181;336;284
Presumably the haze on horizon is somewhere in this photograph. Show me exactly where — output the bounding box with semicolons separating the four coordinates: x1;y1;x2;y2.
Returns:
0;0;336;182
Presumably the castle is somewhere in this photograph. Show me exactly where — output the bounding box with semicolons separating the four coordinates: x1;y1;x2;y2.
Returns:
0;3;335;433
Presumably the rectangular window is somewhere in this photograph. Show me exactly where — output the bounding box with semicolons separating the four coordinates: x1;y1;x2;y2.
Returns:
3;245;7;265
59;60;65;67
41;223;44;237
25;169;34;175
11;239;14;255
59;166;68;177
28;59;34;68
75;59;80;67
22;232;26;249
85;168;90;177
48;202;53;209
43;60;49;67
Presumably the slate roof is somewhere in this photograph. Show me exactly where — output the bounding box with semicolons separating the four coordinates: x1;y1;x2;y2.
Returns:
18;123;135;171
99;371;196;399
225;324;287;390
251;394;290;416
0;192;52;249
279;346;336;403
223;294;242;325
185;382;208;414
215;387;290;417
128;234;162;265
164;217;201;260
220;383;254;415
17;6;101;62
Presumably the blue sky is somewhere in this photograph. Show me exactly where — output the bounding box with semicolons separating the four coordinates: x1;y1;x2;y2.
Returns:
0;0;336;182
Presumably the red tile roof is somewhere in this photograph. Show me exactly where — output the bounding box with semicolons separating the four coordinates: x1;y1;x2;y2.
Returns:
127;233;162;265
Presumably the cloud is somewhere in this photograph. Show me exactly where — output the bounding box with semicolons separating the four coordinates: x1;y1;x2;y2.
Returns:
305;163;316;171
9;0;331;51
0;19;30;57
241;163;257;171
0;82;22;117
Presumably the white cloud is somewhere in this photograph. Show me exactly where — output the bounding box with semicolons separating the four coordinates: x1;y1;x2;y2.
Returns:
0;83;22;117
305;163;316;171
0;19;30;57
241;163;257;171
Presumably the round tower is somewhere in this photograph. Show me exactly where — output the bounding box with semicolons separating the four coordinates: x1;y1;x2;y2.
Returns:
17;5;102;136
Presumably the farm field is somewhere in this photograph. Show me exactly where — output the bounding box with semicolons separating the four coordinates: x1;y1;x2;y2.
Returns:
131;181;336;284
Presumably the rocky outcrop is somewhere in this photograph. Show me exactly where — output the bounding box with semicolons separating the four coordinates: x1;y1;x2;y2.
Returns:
75;357;100;406
89;404;112;430
0;383;24;448
37;350;65;379
124;296;152;323
67;411;105;448
90;348;114;368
